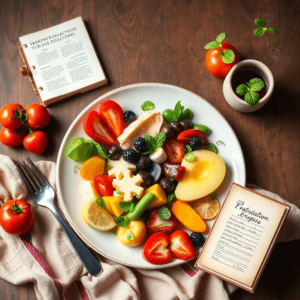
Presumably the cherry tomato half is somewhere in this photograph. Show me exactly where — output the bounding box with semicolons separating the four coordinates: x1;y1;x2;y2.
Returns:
0;126;26;147
25;104;50;130
0;200;35;235
0;103;24;130
206;42;240;78
23;131;48;154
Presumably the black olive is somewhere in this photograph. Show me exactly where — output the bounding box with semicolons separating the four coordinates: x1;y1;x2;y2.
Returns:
170;121;183;135
137;155;151;170
148;162;162;184
161;125;176;139
107;144;122;160
159;177;176;193
179;119;192;131
137;171;152;187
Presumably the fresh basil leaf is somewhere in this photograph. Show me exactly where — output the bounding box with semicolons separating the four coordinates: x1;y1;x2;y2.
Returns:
216;33;225;43
268;27;278;34
248;78;265;92
184;152;195;162
127;230;134;241
119;201;135;213
115;216;129;227
216;140;225;146
222;49;235;64
169;176;174;181
109;228;117;235
95;198;107;209
158;207;171;220
90;140;109;159
141;101;154;111
167;192;175;205
244;91;259;106
236;84;249;96
205;143;217;153
253;28;265;36
68;137;95;162
73;165;80;173
155;132;166;149
144;134;156;152
210;192;217;200
173;101;184;121
255;18;266;28
186;145;193;153
115;188;122;195
204;41;220;49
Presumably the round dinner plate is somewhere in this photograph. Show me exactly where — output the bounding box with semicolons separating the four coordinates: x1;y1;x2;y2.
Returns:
56;83;246;269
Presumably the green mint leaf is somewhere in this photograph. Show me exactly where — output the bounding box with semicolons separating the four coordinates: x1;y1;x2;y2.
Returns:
268;27;278;34
127;230;134;241
144;134;156;152
115;188;122;195
205;143;217;153
184;152;195;162
68;137;96;162
253;28;265;36
142;150;152;155
244;91;259;106
255;18;266;28
236;84;249;96
204;41;220;49
90;140;109;159
173;101;184;121
155;132;166;149
115;216;129;227
73;165;80;173
158;207;171;220
216;33;225;43
105;164;109;170
248;78;265;92
210;192;217;200
141;101;154;111
221;49;235;64
216;140;225;146
95;198;107;209
109;228;117;235
186;145;193;153
167;192;175;205
169;176;174;181
119;201;135;213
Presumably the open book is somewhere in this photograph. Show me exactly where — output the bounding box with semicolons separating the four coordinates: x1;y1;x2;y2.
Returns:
19;17;107;106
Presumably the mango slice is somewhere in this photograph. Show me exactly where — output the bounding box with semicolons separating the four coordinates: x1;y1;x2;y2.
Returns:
143;184;168;210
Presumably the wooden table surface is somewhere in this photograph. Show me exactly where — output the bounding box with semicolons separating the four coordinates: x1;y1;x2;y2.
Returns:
1;0;300;299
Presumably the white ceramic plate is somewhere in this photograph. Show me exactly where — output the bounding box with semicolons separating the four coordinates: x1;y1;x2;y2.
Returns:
56;83;246;269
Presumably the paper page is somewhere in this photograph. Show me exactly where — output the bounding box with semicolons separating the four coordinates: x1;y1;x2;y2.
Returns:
197;184;287;287
20;17;105;101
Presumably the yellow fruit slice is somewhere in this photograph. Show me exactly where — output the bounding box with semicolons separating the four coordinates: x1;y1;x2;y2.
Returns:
82;200;116;231
193;195;220;220
80;156;105;181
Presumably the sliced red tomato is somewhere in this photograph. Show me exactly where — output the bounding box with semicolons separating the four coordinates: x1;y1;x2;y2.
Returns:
147;208;178;234
163;139;185;164
142;232;171;265
177;129;207;146
99;100;124;139
83;111;115;146
169;230;195;260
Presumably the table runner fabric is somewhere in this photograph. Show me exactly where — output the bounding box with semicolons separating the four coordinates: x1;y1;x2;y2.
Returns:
0;155;299;300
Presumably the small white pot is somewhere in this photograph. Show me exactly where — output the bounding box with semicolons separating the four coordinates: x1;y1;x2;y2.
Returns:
223;59;274;113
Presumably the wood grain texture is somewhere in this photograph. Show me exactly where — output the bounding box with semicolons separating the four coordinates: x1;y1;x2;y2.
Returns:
0;0;300;299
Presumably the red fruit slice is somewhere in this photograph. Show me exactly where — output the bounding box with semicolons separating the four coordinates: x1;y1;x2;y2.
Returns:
142;232;172;265
177;129;207;146
99;100;124;139
163;163;186;181
83;111;115;146
169;230;195;260
147;209;178;234
93;175;114;196
162;139;185;164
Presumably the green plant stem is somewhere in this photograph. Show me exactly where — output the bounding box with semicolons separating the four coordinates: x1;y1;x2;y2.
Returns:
218;46;224;56
266;32;275;52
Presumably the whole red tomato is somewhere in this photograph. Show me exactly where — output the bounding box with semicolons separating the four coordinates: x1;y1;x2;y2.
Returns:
25;104;50;130
0;103;24;130
23;131;48;154
0;200;35;235
206;42;240;77
0;127;26;147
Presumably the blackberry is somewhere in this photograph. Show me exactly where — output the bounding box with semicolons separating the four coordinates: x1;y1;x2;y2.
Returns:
123;149;139;163
123;111;137;123
190;232;205;246
133;137;148;152
189;137;202;151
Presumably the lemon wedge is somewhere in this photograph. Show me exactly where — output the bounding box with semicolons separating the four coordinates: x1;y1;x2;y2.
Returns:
193;195;220;220
82;200;116;231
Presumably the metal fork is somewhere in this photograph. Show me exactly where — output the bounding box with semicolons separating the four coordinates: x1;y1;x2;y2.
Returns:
17;158;102;277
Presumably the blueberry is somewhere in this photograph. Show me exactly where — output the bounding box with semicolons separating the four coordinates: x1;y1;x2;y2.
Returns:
189;137;202;151
133;137;148;153
123;149;139;163
123;111;137;123
190;232;205;246
137;155;151;170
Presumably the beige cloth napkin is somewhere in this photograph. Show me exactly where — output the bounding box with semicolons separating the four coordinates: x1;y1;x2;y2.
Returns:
0;154;300;300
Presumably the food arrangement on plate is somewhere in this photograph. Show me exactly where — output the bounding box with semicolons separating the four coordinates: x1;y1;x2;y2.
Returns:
68;99;227;265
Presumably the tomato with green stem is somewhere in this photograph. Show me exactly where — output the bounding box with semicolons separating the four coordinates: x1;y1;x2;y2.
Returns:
25;104;50;129
0;103;24;130
23;131;48;154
